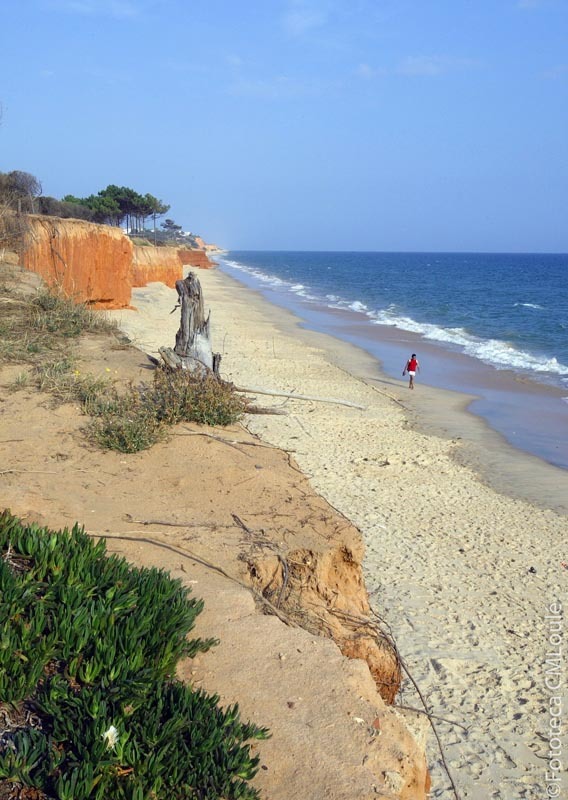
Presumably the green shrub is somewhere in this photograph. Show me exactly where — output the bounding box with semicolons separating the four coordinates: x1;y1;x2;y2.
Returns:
87;370;245;453
151;368;246;427
0;511;268;799
30;358;113;415
86;385;165;453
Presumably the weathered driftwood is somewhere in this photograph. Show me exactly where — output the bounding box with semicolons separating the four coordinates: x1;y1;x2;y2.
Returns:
159;272;221;377
243;405;287;416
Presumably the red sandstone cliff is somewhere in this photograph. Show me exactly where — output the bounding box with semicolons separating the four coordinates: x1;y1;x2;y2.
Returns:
20;217;215;309
131;245;183;288
177;247;214;269
22;216;133;308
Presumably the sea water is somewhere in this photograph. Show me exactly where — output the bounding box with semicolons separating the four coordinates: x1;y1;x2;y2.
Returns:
216;251;568;471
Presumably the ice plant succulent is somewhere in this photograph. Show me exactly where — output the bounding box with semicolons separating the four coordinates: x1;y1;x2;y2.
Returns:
0;510;269;799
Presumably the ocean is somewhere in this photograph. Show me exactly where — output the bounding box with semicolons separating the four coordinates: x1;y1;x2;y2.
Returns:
216;251;568;471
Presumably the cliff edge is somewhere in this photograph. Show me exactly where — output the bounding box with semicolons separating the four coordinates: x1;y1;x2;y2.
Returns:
20;216;214;308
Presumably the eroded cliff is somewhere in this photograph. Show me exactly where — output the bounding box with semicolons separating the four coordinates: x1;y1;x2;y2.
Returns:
20;216;215;308
132;244;183;288
22;216;133;308
178;247;215;269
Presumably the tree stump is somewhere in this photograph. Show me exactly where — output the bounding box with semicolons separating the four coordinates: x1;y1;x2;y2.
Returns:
158;272;221;377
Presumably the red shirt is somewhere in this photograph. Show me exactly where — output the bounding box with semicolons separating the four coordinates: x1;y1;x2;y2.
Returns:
407;358;417;371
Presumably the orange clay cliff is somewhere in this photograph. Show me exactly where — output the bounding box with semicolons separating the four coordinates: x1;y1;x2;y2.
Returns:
20;215;214;308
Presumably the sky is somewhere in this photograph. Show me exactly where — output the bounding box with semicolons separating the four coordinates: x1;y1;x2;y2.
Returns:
1;0;567;252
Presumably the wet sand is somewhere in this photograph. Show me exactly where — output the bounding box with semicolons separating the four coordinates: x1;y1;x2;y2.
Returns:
218;259;568;473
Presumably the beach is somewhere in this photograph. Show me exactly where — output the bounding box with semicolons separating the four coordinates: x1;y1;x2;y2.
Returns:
0;260;431;800
111;268;567;799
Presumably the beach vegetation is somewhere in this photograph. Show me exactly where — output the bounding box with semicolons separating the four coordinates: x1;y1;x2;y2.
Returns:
1;279;244;453
30;289;116;339
19;354;245;453
0;285;116;366
87;368;246;453
87;383;166;453
0;510;268;800
34;358;110;408
151;367;247;427
7;371;30;391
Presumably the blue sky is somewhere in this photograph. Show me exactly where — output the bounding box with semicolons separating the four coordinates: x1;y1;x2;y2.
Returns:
1;0;567;251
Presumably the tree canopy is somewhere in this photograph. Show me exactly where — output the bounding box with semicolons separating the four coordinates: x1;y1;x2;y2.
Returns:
62;185;170;231
0;171;198;245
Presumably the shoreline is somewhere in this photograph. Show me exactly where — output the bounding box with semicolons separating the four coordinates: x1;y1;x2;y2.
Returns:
217;255;568;473
113;268;566;798
214;263;568;514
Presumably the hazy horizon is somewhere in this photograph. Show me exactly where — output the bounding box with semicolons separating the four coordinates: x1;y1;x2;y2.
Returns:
226;247;568;255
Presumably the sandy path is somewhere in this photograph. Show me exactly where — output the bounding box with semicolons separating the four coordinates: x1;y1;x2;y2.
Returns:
111;271;567;800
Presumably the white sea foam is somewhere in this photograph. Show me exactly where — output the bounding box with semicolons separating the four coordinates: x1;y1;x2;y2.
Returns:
367;313;568;376
348;301;368;313
220;256;568;380
223;259;286;288
292;285;318;301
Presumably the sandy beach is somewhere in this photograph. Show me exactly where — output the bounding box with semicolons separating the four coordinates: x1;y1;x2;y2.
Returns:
1;261;431;800
111;269;567;799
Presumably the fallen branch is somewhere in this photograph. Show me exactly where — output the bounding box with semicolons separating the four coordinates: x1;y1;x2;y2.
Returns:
0;469;58;476
328;362;407;410
235;385;366;410
275;554;289;609
330;604;461;800
369;384;407;409
174;430;254;456
398;655;461;800
244;404;288;416
177;430;285;450
231;513;254;536
128;518;234;529
396;705;469;733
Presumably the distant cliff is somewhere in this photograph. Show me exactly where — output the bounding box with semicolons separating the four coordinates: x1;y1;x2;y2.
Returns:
132;245;183;289
21;216;214;308
191;235;224;253
178;247;215;269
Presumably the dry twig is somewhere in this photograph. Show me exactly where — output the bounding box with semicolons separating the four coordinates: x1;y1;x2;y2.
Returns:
87;531;298;628
235;385;366;410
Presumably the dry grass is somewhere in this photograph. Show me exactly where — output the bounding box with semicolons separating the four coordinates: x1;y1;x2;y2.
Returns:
0;281;116;365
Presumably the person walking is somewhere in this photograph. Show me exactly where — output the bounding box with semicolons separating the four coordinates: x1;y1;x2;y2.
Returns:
403;353;420;389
